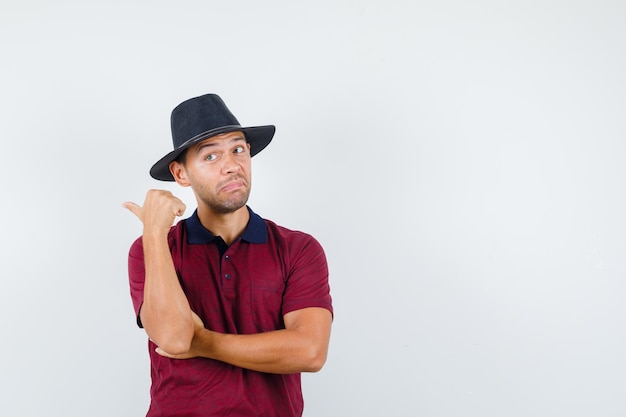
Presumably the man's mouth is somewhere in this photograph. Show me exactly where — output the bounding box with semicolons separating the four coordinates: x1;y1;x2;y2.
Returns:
220;179;246;193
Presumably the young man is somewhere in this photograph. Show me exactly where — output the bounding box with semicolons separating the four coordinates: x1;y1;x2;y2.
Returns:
123;94;333;417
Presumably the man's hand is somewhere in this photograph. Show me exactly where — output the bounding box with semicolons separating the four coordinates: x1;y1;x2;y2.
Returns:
155;311;206;359
123;189;186;236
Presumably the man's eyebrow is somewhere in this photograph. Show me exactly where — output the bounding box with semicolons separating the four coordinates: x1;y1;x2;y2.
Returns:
195;135;246;151
195;142;217;151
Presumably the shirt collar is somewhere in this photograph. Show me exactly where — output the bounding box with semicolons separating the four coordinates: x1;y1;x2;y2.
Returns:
185;206;267;244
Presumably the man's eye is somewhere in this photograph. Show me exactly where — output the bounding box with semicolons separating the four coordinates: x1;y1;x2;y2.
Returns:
206;154;217;161
234;146;244;154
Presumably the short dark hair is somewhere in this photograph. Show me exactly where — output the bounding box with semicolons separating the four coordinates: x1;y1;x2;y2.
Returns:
174;149;188;165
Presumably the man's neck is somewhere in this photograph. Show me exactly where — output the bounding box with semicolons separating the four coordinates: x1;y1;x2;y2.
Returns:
196;205;250;246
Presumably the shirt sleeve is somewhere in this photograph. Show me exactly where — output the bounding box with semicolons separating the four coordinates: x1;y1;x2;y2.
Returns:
128;236;146;328
281;234;333;317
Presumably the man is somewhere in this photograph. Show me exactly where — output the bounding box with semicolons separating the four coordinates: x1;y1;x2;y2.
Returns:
123;94;333;417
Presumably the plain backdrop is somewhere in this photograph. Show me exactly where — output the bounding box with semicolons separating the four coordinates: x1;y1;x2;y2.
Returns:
1;1;625;416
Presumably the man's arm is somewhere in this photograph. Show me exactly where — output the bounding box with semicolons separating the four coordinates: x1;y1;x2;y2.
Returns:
157;307;333;374
124;190;194;354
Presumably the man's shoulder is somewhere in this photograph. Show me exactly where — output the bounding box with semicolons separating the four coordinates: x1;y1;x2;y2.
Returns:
262;218;323;250
263;218;310;238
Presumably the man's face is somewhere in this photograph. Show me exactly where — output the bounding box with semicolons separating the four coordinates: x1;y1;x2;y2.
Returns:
171;131;252;214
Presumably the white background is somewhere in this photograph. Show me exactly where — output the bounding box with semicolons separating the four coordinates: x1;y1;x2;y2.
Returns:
1;1;625;416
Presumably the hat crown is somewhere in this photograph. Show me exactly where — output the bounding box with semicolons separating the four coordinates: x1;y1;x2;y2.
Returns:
171;94;241;149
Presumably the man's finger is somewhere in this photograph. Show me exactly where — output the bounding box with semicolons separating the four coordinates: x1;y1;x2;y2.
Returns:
122;201;142;218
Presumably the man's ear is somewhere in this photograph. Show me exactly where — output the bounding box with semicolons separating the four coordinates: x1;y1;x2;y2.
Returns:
170;161;190;187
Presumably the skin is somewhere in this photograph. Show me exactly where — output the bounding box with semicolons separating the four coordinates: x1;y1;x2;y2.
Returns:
123;131;332;373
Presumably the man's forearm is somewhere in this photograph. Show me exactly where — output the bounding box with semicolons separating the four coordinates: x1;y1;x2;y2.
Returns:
141;233;194;354
195;327;327;374
157;308;333;374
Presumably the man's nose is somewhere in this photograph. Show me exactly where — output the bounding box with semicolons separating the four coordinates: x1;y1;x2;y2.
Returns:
221;153;240;174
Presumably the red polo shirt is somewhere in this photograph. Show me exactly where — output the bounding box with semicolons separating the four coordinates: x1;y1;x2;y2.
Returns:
128;207;333;417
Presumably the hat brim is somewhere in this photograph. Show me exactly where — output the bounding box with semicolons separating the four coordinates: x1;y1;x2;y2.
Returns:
149;125;275;181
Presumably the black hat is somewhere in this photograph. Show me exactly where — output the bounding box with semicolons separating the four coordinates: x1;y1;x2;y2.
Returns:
150;94;275;181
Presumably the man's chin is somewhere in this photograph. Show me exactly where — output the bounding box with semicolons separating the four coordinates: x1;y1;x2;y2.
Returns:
210;199;248;214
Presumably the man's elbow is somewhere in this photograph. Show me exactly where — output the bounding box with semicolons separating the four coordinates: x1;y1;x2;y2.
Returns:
156;338;192;356
301;344;328;373
144;322;194;355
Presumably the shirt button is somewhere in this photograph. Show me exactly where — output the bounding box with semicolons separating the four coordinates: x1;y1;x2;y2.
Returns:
225;273;231;280
225;255;230;260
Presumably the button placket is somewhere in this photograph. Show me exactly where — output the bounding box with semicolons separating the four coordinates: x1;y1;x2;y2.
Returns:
221;252;234;289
